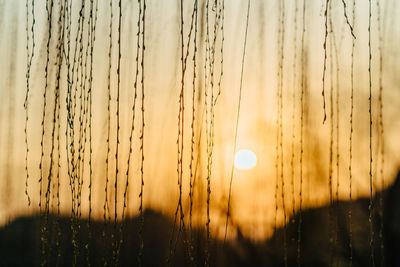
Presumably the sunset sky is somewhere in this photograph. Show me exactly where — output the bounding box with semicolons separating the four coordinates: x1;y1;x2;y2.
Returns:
0;0;399;241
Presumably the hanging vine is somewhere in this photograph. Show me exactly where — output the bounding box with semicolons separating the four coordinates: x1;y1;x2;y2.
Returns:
278;1;288;265
15;0;398;266
376;0;385;264
24;0;35;207
348;1;356;266
39;0;54;265
290;0;299;221
367;0;375;265
118;0;142;264
188;1;199;261
102;0;113;265
138;0;146;265
297;1;306;265
321;0;330;123
327;4;335;263
224;0;251;243
112;0;123;263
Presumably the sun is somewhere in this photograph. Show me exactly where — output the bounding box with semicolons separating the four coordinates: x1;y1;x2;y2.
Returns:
234;149;257;170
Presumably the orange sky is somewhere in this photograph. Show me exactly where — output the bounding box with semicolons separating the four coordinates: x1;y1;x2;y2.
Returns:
0;0;399;240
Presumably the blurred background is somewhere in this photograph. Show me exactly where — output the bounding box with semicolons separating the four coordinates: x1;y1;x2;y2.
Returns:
0;0;399;266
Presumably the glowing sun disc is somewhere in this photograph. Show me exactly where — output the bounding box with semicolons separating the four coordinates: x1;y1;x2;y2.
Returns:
234;149;257;170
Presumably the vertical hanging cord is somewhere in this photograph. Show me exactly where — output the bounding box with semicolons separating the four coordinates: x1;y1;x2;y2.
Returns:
368;0;375;265
64;0;77;263
86;0;97;265
77;0;90;261
204;0;224;262
348;1;355;266
42;1;63;264
75;0;87;225
332;10;341;265
24;0;35;207
48;0;64;264
169;1;199;264
274;0;282;247
40;1;54;265
321;0;330;123
103;0;113;265
204;0;213;267
297;1;306;266
178;0;187;252
188;1;198;263
376;0;385;264
55;1;68;265
290;0;299;221
340;0;356;39
207;6;223;254
204;0;211;264
328;4;334;263
167;0;191;263
119;0;142;263
55;5;64;264
138;0;146;265
224;0;251;242
177;0;200;261
73;1;86;264
113;0;122;264
64;0;79;264
278;1;288;266
76;0;89;224
215;0;224;106
206;0;220;255
56;57;61;267
168;0;185;261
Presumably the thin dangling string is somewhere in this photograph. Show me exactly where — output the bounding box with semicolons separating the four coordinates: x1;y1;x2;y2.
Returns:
224;0;251;243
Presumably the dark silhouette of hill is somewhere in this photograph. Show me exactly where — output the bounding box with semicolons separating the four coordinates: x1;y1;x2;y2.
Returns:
1;171;399;266
267;171;400;267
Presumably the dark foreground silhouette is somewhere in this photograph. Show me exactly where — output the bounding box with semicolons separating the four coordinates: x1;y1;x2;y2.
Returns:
1;172;399;266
